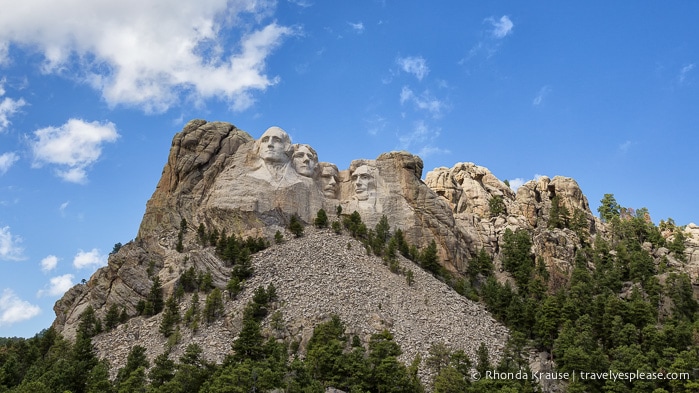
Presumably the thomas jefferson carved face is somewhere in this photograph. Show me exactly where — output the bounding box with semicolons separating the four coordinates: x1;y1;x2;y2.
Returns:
292;144;318;177
320;164;339;198
258;127;291;163
351;165;376;201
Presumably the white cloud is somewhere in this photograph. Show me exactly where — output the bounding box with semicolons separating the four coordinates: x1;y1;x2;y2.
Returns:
398;120;431;149
73;248;106;269
0;79;26;132
619;140;632;152
59;201;69;216
0;226;25;261
348;22;364;33
679;63;695;84
30;118;119;183
0;289;41;326
508;174;547;191
37;274;74;297
533;85;552;106
288;0;312;7
396;56;429;81
508;178;525;191
417;145;450;158
463;15;514;62
400;86;414;104
40;255;59;272
365;115;387;136
489;15;514;39
0;0;293;113
397;120;448;158
0;152;19;175
399;86;445;118
0;42;8;65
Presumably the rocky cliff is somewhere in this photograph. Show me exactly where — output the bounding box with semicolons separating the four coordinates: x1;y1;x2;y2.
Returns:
52;119;699;382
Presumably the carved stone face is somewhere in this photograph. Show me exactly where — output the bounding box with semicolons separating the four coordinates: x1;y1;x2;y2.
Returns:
351;165;375;201
258;127;291;163
320;165;339;198
292;145;318;177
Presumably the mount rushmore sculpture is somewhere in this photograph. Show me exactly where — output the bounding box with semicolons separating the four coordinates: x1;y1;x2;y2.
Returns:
136;119;599;276
204;125;400;228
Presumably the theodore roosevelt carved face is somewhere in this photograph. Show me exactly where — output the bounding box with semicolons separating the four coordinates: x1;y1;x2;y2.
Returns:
319;163;339;198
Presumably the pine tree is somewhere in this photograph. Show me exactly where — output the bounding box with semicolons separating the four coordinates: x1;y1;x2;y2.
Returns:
115;346;149;389
179;266;198;292
199;271;213;292
197;223;207;245
419;240;441;276
598;193;621;222
203;288;224;324
489;195;506;217
119;307;128;323
288;214;305;237
77;305;101;338
146;276;164;315
148;353;175;388
184;292;200;330
314;208;329;228
208;228;219;247
86;359;113;393
176;231;184;253
501;228;534;292
104;304;121;331
226;277;242;299
232;311;264;362
159;295;180;337
375;215;391;244
274;230;284;244
668;228;687;262
405;269;415;286
475;342;491;376
548;195;570;229
231;248;253;280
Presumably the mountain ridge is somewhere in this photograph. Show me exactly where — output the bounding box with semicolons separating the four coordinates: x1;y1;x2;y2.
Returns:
50;119;699;391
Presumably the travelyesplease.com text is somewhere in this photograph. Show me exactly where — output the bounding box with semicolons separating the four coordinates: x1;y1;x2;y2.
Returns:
472;369;691;383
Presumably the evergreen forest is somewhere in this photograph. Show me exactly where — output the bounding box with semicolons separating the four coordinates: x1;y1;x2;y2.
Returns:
1;197;698;393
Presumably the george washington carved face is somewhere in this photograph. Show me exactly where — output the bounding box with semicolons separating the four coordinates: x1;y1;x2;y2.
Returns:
257;126;292;164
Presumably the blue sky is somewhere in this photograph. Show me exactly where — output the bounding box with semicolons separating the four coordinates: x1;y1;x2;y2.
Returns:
1;1;697;337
